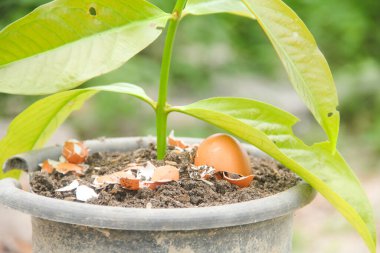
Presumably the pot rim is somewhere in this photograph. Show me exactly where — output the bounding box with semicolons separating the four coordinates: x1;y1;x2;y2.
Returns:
0;136;316;231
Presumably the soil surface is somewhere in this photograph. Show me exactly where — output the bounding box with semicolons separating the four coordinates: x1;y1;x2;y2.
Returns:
30;144;299;208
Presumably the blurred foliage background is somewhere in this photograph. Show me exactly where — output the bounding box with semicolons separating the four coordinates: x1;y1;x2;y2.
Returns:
0;0;379;170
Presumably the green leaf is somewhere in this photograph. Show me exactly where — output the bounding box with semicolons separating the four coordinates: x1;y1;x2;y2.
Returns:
0;83;155;174
0;0;170;95
184;0;339;150
184;0;254;18
171;97;376;253
241;0;340;149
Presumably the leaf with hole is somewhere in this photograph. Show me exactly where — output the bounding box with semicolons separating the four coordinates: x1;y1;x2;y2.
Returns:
0;0;170;95
171;97;376;253
0;83;155;175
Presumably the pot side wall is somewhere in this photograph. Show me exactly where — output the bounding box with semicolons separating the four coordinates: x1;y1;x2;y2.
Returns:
32;215;293;253
0;137;315;253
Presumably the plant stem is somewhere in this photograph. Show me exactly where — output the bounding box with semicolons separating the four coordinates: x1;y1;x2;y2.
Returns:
156;0;187;160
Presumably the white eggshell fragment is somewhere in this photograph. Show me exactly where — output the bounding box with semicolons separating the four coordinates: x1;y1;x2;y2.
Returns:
55;180;80;192
76;185;98;202
136;161;156;181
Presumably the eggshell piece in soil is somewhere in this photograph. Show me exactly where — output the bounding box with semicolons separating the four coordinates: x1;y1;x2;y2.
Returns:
142;181;171;190
55;180;80;192
194;133;252;176
168;130;188;149
136;161;156;181
223;172;254;188
93;169;136;187
151;165;179;182
76;185;98;202
62;140;89;164
120;178;140;190
41;160;54;174
56;163;86;175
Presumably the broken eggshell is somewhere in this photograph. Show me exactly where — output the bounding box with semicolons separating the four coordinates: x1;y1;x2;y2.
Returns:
75;185;98;202
92;169;136;188
39;160;87;175
194;133;252;176
92;163;180;191
141;165;180;190
142;181;171;190
55;180;80;192
136;161;155;181
223;172;254;188
151;165;179;181
56;162;87;175
168;130;189;149
120;177;140;190
62;139;89;164
189;165;216;180
40;160;54;174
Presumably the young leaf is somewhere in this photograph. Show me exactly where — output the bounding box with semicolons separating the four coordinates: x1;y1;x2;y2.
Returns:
0;0;170;95
241;0;340;150
184;0;340;150
184;0;254;18
0;83;155;173
171;97;376;253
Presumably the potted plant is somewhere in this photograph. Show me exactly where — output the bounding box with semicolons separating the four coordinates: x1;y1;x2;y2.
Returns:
0;0;376;252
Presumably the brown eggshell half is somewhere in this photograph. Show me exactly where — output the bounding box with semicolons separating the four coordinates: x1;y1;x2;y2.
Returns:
223;172;254;188
151;165;179;182
194;134;252;176
62;140;89;164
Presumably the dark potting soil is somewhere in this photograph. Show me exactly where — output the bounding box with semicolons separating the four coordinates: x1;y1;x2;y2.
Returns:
30;144;299;208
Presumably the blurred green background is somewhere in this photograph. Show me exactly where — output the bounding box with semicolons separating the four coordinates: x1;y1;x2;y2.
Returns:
0;0;379;252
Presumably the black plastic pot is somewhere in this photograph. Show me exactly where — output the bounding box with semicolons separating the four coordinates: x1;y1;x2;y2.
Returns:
0;137;316;253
